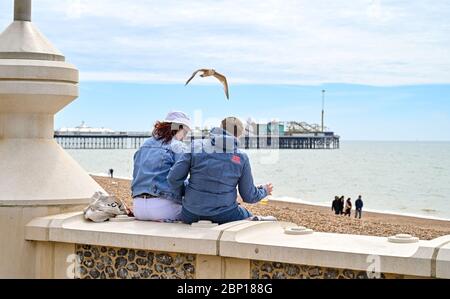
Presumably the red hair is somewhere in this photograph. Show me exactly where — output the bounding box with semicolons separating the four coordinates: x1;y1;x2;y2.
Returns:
152;121;184;144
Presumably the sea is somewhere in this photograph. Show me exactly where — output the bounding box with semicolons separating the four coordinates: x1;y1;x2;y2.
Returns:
66;141;450;220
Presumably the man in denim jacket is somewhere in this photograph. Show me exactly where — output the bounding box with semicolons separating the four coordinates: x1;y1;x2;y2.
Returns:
168;117;273;224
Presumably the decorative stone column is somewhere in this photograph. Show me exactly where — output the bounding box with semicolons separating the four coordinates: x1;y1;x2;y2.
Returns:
0;0;104;278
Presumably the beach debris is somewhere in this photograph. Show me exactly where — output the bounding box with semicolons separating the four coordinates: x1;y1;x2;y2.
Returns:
259;198;269;205
185;68;229;99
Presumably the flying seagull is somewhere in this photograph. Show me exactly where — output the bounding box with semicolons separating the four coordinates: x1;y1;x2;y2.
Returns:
185;69;229;100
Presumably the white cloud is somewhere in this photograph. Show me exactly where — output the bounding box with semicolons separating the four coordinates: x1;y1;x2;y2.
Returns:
1;0;450;85
79;71;183;83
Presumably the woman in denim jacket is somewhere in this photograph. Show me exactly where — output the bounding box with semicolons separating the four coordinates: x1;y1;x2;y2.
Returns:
131;111;191;222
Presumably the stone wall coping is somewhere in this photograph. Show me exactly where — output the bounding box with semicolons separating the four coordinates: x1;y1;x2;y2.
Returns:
219;221;450;278
436;241;450;278
25;213;450;278
25;212;255;255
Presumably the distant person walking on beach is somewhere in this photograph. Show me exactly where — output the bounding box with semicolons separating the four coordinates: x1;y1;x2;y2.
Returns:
339;196;345;215
331;196;340;215
131;111;191;222
109;168;114;178
355;195;364;219
344;198;352;217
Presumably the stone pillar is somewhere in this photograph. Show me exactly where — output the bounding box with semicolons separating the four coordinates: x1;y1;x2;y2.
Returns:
14;0;31;21
0;0;104;278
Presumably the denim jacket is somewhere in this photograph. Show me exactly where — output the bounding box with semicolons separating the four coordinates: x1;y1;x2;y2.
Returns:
131;136;186;204
167;128;268;216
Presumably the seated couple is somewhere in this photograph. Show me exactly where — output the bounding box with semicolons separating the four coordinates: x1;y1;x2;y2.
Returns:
131;111;274;224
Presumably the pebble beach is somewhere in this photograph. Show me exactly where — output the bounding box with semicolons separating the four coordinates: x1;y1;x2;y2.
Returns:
92;175;450;241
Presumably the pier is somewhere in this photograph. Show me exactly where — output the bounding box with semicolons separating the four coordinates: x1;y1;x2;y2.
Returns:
54;121;340;150
54;132;340;150
54;133;150;150
244;135;340;149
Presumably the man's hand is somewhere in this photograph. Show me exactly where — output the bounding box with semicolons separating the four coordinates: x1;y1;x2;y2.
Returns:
265;183;273;195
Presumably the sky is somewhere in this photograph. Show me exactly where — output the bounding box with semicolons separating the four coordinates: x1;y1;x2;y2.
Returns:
1;0;450;140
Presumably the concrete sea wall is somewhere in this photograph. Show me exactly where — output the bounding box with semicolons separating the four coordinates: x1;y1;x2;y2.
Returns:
23;212;450;279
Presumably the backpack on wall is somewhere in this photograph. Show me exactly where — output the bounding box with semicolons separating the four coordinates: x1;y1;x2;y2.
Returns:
83;191;128;222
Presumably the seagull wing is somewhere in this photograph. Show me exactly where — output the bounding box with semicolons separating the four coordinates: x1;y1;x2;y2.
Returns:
185;69;208;86
213;72;229;100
